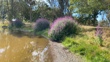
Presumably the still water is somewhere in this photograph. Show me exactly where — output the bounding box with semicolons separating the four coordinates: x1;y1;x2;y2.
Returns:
0;30;52;62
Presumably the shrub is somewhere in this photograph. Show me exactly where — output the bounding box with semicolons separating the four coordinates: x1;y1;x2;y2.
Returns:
48;16;79;41
9;18;24;28
33;18;50;33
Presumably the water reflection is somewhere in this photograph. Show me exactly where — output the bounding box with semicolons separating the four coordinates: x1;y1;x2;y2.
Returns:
0;29;52;62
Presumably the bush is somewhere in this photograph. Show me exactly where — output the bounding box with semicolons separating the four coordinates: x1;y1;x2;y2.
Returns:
48;16;79;41
33;18;50;33
9;18;24;28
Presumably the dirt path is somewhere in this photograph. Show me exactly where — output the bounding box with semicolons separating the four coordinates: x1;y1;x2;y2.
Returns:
49;41;84;62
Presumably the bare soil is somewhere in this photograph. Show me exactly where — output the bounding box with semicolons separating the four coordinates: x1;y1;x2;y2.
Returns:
49;41;84;62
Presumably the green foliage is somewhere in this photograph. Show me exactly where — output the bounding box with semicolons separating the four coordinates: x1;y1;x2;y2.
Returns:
31;4;54;22
32;4;63;22
6;0;30;21
47;0;70;16
35;29;49;37
99;20;109;27
62;37;110;62
69;0;110;25
69;0;109;14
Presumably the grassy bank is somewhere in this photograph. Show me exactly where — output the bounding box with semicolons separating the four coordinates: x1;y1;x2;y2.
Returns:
62;26;110;62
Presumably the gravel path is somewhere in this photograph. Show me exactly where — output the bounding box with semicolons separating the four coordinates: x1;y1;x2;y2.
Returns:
49;41;84;62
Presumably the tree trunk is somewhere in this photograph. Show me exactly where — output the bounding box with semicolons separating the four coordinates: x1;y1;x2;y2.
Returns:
92;11;98;26
58;0;64;16
11;0;14;18
6;0;9;12
1;0;4;24
65;0;71;16
11;0;13;16
30;9;32;22
58;0;71;16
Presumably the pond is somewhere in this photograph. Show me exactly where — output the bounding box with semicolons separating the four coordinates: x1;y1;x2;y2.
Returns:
0;28;52;62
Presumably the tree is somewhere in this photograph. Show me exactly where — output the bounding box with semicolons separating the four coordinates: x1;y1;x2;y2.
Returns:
47;0;71;16
0;0;9;23
32;3;61;22
69;0;110;25
106;11;110;27
58;0;71;16
5;0;35;21
24;0;36;21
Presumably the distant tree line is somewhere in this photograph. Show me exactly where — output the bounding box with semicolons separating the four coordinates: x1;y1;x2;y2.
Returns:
0;0;110;26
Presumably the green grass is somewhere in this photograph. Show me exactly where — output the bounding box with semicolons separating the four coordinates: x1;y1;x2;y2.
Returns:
62;26;110;62
35;29;49;37
62;37;110;62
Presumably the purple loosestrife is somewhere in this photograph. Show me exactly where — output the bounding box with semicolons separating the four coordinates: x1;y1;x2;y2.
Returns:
95;24;103;46
48;16;79;41
95;24;103;37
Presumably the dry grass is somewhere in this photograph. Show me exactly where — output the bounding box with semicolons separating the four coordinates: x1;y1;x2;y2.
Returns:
81;25;110;50
102;28;110;49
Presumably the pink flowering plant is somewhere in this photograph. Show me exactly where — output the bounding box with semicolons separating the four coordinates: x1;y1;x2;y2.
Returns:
95;24;103;46
48;16;79;41
95;25;103;37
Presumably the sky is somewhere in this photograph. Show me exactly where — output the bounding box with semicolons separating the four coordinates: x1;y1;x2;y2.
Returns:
97;13;107;21
36;0;50;5
32;0;50;11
